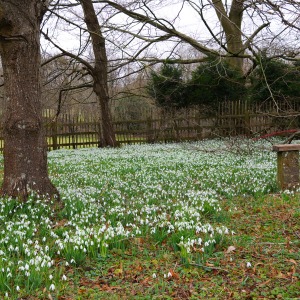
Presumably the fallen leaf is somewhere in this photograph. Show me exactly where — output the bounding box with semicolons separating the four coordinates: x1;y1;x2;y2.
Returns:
276;271;288;279
100;284;122;292
169;268;180;280
258;279;271;287
135;264;143;272
114;268;123;276
205;262;215;267
287;259;297;265
253;262;263;273
78;288;87;294
226;246;236;254
141;277;152;285
52;219;68;228
287;264;296;277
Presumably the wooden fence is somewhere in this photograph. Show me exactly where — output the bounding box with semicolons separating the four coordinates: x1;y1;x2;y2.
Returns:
0;100;299;151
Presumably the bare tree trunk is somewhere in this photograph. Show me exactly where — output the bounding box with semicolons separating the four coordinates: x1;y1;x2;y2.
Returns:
80;0;118;147
212;0;245;74
0;1;59;200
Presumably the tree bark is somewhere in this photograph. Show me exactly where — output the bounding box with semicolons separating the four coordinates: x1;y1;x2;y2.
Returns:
212;0;245;74
0;0;59;200
80;0;118;147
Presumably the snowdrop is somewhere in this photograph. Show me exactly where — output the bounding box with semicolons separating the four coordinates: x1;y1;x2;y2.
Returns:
0;139;278;296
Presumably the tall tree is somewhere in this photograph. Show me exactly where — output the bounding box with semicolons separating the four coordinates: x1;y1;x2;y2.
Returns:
79;0;117;147
0;0;59;200
43;0;118;147
211;0;245;73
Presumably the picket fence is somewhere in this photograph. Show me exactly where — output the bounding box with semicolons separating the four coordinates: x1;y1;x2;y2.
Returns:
0;100;299;151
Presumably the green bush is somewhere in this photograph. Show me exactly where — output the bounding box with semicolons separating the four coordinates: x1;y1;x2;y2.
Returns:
147;64;188;108
187;58;247;109
250;56;300;104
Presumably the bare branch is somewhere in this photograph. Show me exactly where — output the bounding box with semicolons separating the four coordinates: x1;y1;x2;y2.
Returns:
42;31;95;72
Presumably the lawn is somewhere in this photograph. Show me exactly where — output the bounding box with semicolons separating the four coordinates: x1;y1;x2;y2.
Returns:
0;139;299;299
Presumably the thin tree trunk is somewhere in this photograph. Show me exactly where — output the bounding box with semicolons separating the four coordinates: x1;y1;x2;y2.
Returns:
80;0;118;147
0;1;59;200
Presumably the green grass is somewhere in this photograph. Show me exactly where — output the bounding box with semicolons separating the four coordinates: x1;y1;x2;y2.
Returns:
0;140;299;299
45;193;300;300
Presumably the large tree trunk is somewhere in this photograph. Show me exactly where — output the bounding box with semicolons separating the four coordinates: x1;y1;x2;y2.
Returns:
212;0;245;74
80;0;118;147
0;1;59;200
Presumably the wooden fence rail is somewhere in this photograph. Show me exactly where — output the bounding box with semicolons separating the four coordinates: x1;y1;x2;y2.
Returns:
0;100;299;151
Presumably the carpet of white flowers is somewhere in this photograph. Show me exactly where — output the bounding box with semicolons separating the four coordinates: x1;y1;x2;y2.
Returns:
0;139;279;297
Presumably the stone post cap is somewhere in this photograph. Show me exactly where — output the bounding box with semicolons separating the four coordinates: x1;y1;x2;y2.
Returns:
273;144;300;152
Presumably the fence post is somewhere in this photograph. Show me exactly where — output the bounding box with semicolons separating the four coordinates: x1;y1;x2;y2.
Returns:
196;108;203;139
146;117;154;143
244;101;251;136
51;121;58;151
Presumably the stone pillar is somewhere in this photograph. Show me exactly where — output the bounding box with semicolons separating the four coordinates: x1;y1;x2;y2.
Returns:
273;144;300;190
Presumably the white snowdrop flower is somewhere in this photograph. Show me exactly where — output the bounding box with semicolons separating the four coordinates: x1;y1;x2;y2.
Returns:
16;286;20;291
152;273;157;279
246;262;252;268
5;292;8;297
65;261;69;266
42;237;46;242
62;274;67;281
47;261;52;268
25;264;29;271
167;272;172;278
49;274;53;280
70;259;75;264
163;274;167;278
49;283;55;291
